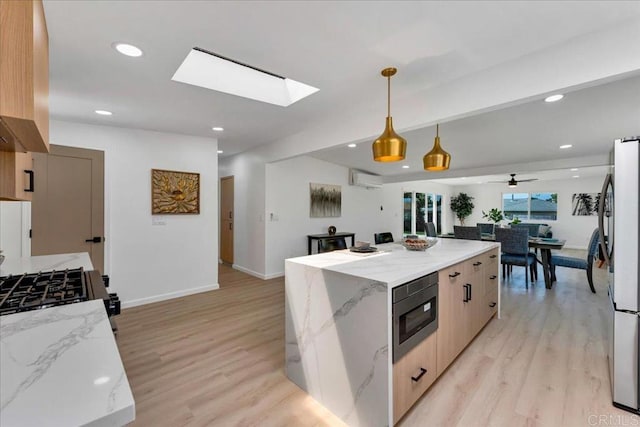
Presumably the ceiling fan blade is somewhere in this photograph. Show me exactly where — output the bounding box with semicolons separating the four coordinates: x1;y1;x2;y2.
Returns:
518;178;538;182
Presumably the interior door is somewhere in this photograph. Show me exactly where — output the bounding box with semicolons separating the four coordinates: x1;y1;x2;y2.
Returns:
31;145;105;272
220;176;234;264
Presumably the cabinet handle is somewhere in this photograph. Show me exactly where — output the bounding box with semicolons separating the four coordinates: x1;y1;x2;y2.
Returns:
463;284;469;302
411;367;427;382
24;170;34;192
490;275;497;280
468;283;472;300
473;261;482;266
448;271;461;278
489;254;497;259
489;302;497;308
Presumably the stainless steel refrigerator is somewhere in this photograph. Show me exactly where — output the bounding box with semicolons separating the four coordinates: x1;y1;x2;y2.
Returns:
600;136;640;414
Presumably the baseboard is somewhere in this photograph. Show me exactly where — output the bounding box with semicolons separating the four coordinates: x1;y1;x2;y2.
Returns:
122;283;220;308
232;264;284;280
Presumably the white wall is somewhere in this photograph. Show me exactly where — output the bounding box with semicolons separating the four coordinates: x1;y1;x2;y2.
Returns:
264;156;386;277
49;120;219;306
0;202;31;257
453;175;606;248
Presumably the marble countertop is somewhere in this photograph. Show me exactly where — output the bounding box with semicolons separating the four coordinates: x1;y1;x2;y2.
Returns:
287;238;500;287
0;300;135;427
0;252;94;276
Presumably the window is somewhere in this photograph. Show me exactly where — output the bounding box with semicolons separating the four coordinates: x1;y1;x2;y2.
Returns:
503;192;557;221
403;191;444;236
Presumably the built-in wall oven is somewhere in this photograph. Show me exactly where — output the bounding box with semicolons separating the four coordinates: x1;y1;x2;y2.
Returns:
392;271;438;362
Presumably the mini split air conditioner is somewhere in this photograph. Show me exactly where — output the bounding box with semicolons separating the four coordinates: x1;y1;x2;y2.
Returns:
349;169;383;189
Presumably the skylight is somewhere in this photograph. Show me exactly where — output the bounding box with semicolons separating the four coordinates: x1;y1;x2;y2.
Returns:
171;48;319;107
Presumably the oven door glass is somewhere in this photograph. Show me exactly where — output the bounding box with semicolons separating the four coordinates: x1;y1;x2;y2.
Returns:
398;295;437;344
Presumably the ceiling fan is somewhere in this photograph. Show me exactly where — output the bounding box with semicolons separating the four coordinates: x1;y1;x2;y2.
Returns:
488;173;538;187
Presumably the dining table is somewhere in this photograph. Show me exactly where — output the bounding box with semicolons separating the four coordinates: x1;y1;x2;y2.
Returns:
438;233;566;289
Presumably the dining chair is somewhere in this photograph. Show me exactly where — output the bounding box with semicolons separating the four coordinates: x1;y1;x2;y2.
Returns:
318;237;348;253
495;227;537;288
511;223;541;238
374;232;394;245
426;222;437;237
454;225;481;240
477;223;495;235
550;228;600;293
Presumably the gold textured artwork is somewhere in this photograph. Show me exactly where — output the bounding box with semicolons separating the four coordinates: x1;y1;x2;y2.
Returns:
151;169;200;214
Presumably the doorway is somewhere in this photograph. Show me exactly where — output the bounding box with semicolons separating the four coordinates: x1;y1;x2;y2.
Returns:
220;176;234;264
31;145;105;272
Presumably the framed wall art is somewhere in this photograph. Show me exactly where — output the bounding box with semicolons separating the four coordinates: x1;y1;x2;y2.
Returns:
151;169;200;214
571;192;600;216
310;183;341;218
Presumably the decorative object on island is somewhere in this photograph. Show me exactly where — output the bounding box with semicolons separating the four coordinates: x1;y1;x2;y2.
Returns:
309;183;341;217
423;124;451;171
372;67;407;162
151;169;200;214
511;217;522;225
450;192;474;225
328;225;337;235
482;208;505;225
572;192;600;216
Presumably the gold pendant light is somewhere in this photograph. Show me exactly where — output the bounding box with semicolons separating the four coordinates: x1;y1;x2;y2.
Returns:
372;67;407;162
423;123;451;171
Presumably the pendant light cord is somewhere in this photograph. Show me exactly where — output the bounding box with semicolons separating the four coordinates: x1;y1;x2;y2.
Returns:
387;75;391;117
436;123;439;137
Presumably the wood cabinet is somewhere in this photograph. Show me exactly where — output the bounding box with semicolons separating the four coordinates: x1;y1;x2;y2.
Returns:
0;151;34;201
394;247;501;424
0;0;49;153
393;332;437;424
436;262;469;376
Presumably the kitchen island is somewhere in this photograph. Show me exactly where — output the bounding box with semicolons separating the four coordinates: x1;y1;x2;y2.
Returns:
0;252;94;276
285;238;500;426
0;299;135;427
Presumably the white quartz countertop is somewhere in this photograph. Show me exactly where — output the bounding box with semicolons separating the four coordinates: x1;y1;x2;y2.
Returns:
0;300;135;427
287;238;500;287
0;252;94;276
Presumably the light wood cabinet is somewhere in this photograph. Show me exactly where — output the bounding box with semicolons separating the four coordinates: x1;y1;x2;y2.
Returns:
393;332;437;424
394;247;500;424
436;262;468;376
0;0;49;153
0;151;34;201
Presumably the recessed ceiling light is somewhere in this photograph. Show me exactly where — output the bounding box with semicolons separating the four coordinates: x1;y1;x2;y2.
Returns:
217;150;223;154
560;144;573;149
113;43;143;57
461;177;467;179
347;143;357;148
572;175;580;178
402;165;410;169
570;168;579;171
94;110;112;116
212;127;224;132
172;48;319;107
545;94;564;103
477;181;483;184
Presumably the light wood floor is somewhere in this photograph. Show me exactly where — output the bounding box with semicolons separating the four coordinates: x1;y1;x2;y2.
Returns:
117;252;630;426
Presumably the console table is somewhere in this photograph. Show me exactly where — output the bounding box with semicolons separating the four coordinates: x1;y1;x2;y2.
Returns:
307;232;356;255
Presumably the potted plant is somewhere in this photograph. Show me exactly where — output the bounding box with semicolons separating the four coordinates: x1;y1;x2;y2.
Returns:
450;193;474;226
511;217;522;225
482;208;504;226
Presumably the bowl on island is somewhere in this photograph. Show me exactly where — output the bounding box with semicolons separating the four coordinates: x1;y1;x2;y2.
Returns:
402;237;438;251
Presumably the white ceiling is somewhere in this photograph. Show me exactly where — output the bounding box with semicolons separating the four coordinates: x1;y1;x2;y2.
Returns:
43;1;640;159
310;74;640;179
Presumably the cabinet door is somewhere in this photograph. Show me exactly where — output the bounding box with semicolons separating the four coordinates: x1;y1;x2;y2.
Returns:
466;255;485;340
393;332;437;424
0;152;33;201
436;262;468;376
